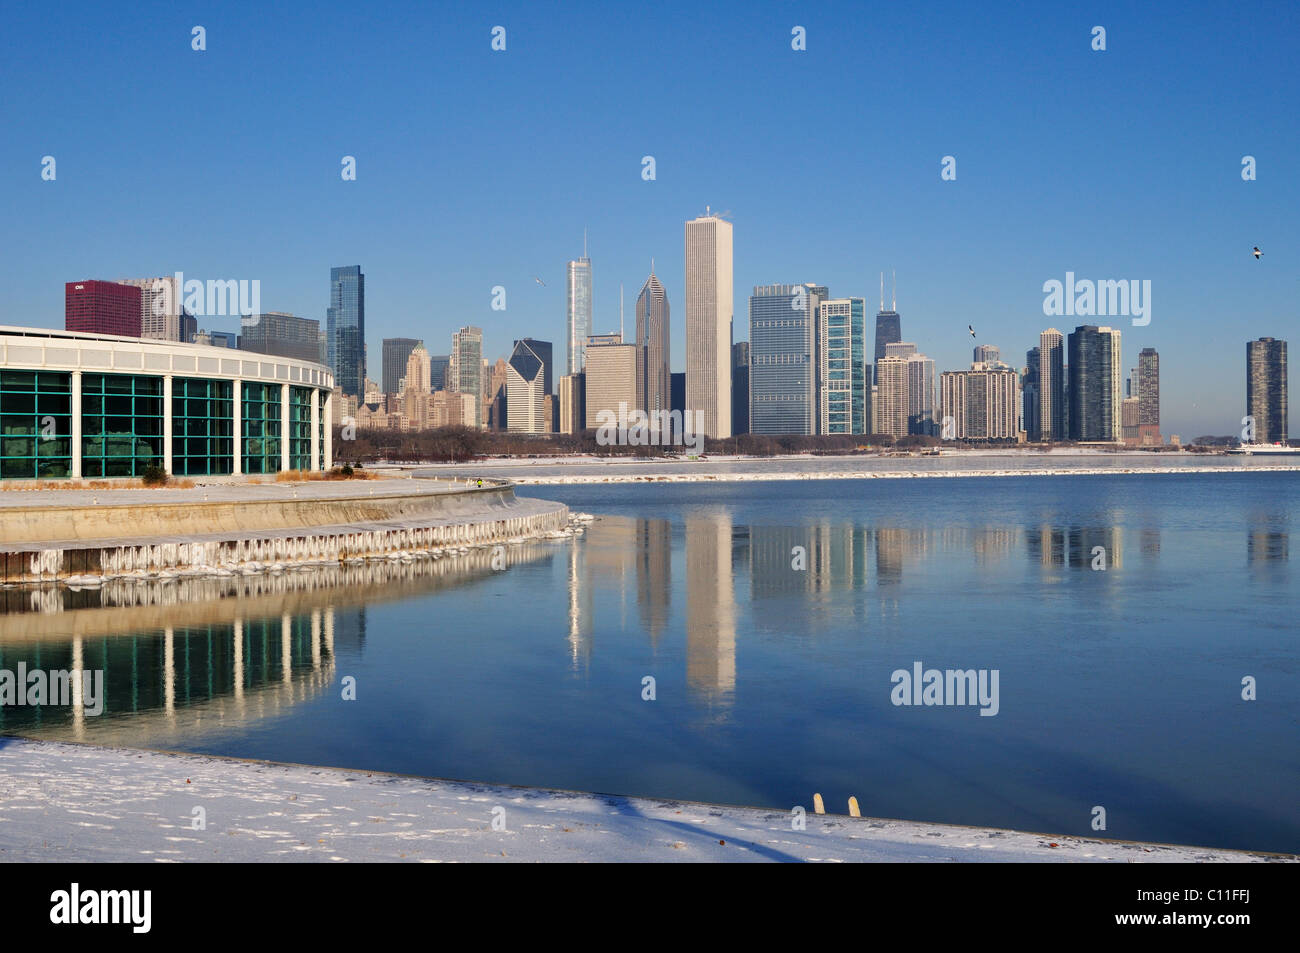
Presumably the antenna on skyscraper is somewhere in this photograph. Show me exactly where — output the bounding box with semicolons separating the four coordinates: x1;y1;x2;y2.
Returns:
651;257;655;275
892;270;896;311
583;226;588;259
879;272;884;312
620;283;624;341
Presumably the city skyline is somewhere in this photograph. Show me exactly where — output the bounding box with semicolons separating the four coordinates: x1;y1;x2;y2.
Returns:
4;2;1296;437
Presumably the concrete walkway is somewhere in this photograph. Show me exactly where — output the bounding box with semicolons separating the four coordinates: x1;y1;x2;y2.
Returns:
0;740;1287;863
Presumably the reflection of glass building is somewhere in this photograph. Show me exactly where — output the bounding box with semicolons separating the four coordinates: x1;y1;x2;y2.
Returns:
0;327;333;480
635;518;672;645
327;265;365;398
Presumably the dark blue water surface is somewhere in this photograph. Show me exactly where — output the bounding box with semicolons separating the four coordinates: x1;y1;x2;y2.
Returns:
3;473;1296;853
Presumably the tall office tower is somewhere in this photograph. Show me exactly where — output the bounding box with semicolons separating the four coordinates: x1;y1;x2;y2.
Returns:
873;272;902;385
974;344;1000;365
1247;337;1288;443
382;338;421;397
905;352;937;435
402;343;432;393
514;338;553;397
1107;328;1123;441
65;280;142;336
327;265;365;397
429;354;450;391
1067;325;1121;442
566;241;593;377
731;341;750;435
240;312;326;362
559;373;585;434
875;356;910;438
1023;347;1041;441
118;277;182;340
1038;329;1065;440
506;339;548;433
635;270;670;417
1121;396;1140;445
584;337;639;430
940;364;1020;440
749;283;821;435
449;326;483;427
685;211;734;438
1137;347;1161;445
818;297;867;434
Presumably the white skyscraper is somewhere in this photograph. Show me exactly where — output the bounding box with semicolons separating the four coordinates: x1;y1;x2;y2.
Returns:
685;211;733;438
118;276;182;341
566;235;592;377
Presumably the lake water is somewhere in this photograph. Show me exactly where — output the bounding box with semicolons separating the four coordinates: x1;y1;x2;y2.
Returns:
2;472;1296;854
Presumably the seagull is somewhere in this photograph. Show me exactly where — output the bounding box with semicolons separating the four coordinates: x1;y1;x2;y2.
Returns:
533;276;546;286
968;325;976;338
1253;246;1263;259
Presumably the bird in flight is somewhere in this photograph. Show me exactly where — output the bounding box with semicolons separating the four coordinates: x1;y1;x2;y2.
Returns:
968;325;976;338
1253;246;1263;259
534;276;546;286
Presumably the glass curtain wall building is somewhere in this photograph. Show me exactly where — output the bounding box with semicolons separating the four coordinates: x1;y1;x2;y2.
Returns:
327;265;365;398
0;326;333;480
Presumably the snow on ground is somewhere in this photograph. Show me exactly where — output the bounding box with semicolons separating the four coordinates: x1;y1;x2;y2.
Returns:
0;739;1287;863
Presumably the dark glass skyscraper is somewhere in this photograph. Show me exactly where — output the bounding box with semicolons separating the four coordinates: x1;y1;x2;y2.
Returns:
1067;325;1120;441
636;271;670;416
1247;337;1287;443
873;309;902;385
731;341;749;434
327;265;365;397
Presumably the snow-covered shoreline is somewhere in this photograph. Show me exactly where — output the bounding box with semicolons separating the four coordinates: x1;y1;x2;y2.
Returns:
0;739;1288;863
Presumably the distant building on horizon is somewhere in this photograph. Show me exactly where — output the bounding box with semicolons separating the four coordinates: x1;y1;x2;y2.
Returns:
940;364;1020;441
327;265;365;397
382;338;421;398
1137;347;1161;445
65;280;141;337
875;356;909;438
731;341;749;435
584;335;638;430
1038;329;1065;440
241;312;325;364
429;354;449;392
566;243;592;377
636;270;670;418
685;211;733;438
1023;347;1041;441
1067;325;1121;442
749;283;821;435
507;339;549;433
818;297;868;435
873;273;902;386
449;326;483;428
117;277;182;341
1247;337;1288;443
973;344;1000;365
559;373;585;434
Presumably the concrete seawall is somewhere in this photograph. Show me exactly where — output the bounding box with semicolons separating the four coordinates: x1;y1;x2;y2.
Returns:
0;478;573;585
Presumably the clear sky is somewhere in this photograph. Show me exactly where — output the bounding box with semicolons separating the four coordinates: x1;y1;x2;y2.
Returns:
2;0;1296;437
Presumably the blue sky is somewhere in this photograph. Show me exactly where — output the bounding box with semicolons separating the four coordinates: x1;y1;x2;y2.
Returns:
2;0;1296;437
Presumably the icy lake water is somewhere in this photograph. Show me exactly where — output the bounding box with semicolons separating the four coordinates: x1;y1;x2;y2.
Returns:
2;472;1297;854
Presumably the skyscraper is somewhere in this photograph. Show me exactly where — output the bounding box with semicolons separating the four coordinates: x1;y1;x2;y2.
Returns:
873;272;902;385
429;354;450;392
241;312;325;363
818;297;867;434
516;337;553;397
584;336;638;430
905;352;937;435
566;242;592;377
685;211;733;438
940;365;1020;440
750;283;821;435
65;280;142;337
118;277;182;341
635;270;670;417
875;356;909;438
327;265;365;397
973;344;1000;365
1247;337;1288;443
1023;347;1041;441
382;338;421;398
1067;325;1121;442
449;326;483;428
506;339;548;433
1038;329;1065;440
731;342;750;435
1137;347;1161;445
